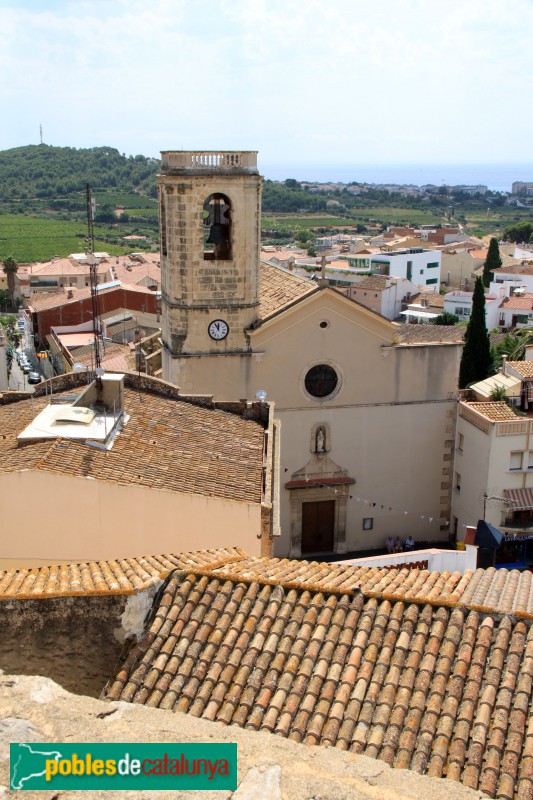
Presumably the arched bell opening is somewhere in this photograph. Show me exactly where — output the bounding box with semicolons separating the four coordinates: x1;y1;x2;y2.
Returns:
203;193;232;260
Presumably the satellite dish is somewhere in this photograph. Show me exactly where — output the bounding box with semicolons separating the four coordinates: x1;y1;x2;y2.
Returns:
72;362;87;373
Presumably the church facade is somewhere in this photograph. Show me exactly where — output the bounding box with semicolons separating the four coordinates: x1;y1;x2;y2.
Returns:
159;151;461;556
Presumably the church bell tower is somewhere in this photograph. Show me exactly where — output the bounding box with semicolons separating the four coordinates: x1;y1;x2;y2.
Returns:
159;151;262;394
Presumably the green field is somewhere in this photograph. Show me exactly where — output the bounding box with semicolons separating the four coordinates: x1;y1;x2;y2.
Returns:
122;207;159;220
262;215;360;229
0;215;132;262
101;192;158;209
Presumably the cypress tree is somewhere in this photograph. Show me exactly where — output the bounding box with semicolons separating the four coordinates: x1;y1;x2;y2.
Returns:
482;237;502;287
459;277;492;389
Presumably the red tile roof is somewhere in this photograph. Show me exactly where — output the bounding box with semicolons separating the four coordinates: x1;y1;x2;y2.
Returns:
104;569;533;799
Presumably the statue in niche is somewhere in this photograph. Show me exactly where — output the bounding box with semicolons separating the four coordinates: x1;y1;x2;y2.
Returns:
315;427;326;454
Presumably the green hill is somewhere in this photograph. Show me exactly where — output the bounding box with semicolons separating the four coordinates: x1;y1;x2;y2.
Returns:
0;144;159;206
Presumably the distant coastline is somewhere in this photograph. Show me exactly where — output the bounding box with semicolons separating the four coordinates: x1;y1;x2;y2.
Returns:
261;162;533;193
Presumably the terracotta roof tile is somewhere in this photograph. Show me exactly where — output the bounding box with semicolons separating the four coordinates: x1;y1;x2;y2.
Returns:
507;361;533;379
258;262;315;320
394;324;465;344
104;570;533;800
0;384;265;505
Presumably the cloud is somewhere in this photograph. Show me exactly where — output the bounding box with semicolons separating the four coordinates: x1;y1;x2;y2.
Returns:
1;0;532;163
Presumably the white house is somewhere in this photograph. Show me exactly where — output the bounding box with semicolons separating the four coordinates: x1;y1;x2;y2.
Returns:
369;248;441;290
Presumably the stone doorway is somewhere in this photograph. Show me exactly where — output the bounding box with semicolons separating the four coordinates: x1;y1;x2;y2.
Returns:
301;500;335;554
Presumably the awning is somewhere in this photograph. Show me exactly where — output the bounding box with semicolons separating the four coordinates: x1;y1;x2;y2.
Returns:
475;520;504;549
504;488;533;510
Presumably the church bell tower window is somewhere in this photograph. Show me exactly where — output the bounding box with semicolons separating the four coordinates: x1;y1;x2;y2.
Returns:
203;193;232;260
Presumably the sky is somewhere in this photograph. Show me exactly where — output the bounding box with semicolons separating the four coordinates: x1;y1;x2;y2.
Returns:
1;0;532;178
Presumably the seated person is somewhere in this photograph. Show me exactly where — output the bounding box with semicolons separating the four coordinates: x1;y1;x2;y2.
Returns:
393;536;402;553
404;535;415;551
386;536;395;554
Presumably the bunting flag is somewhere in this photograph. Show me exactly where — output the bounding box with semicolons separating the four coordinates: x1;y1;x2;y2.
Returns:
283;477;448;523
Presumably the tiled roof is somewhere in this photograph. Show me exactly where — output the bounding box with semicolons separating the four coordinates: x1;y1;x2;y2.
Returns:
352;275;390;290
493;262;533;275
28;283;154;312
462;402;518;422
69;341;135;373
206;555;533;618
0;386;265;503
394;324;465;344
104;570;533;800
5;544;533;619
112;256;161;286
28;258;102;277
258;262;316;320
0;548;245;600
411;292;446;309
506;361;533;379
500;295;533;310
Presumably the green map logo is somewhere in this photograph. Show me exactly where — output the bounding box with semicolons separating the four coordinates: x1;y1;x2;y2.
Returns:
10;743;237;790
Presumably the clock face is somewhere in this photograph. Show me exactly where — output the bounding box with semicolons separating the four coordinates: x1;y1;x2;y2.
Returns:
208;319;229;340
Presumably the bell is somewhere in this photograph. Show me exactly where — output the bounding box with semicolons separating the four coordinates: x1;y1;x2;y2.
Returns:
206;222;229;245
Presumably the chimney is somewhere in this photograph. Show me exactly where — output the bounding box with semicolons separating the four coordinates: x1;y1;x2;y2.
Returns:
502;354;507;375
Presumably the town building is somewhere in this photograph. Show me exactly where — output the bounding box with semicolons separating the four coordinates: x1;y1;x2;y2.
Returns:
452;356;533;561
159;151;462;556
28;281;159;341
345;274;418;320
369;247;441;290
512;181;533;196
0;371;277;569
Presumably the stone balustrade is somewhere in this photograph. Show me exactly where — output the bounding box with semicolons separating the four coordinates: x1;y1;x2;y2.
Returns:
161;151;258;172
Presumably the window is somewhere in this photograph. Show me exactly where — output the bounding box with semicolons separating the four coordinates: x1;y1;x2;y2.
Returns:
427;262;439;269
457;433;464;452
426;278;438;285
510;451;523;470
455;472;461;492
528;452;533;470
363;518;373;530
304;364;339;399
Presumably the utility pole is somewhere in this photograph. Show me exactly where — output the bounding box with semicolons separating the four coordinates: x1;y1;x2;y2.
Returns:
39;124;43;145
86;183;104;401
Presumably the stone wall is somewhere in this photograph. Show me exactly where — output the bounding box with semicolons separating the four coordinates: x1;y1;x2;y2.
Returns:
0;594;143;698
0;671;482;800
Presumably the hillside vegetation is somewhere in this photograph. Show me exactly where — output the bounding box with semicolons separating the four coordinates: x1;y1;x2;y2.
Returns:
0;144;158;204
1;144;532;261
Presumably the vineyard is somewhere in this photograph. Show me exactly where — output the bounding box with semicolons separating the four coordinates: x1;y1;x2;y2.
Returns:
0;215;131;262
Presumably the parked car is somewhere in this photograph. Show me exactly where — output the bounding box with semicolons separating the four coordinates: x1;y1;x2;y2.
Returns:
17;319;25;329
28;371;41;384
21;362;31;374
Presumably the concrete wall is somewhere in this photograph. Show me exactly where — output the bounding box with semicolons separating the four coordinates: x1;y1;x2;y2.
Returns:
0;470;262;569
338;546;477;573
441;251;483;289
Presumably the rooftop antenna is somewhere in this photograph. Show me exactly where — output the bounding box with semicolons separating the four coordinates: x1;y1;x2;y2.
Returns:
39;123;43;144
86;183;104;402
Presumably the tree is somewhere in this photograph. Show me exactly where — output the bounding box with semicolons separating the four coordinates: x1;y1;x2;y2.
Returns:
432;312;459;326
483;237;502;287
459;277;492;389
2;256;18;309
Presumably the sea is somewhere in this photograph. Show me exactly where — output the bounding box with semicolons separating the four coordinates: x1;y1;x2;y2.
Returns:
260;162;533;193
